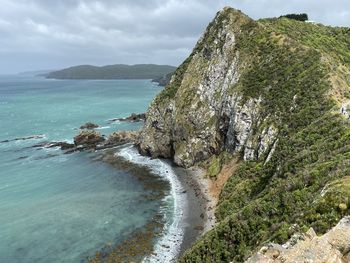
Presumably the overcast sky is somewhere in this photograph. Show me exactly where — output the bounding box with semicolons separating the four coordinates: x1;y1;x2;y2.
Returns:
0;0;349;74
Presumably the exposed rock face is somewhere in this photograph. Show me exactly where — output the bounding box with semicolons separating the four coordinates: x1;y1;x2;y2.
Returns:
245;217;350;263
340;102;350;120
103;131;139;147
74;130;105;149
138;8;278;167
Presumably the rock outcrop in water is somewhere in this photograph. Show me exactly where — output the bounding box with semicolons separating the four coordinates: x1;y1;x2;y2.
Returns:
51;130;140;152
108;113;146;123
31;141;75;150
80;122;99;129
102;131;139;148
74;130;105;149
0;134;46;143
138;6;350;262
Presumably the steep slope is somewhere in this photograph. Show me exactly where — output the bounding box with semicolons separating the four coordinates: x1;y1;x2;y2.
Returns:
246;216;350;262
138;7;350;262
46;64;176;80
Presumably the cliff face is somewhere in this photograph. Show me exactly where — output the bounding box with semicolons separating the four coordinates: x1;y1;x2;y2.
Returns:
139;8;277;167
139;6;350;263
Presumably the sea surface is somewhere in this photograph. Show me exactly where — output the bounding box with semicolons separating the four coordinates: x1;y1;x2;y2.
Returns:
0;76;182;262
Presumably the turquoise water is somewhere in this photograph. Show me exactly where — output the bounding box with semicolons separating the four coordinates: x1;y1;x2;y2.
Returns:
0;76;166;262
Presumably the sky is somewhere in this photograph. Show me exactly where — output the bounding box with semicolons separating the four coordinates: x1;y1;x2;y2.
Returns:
0;0;349;74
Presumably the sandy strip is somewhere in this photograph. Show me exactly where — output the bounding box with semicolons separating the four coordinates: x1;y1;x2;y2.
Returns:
173;166;217;256
112;145;231;261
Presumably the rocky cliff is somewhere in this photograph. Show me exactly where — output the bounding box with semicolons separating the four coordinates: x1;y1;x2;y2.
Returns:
139;6;350;263
245;216;350;263
139;8;278;168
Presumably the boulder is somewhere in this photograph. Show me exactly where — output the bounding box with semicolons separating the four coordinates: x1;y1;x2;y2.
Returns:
80;122;99;129
103;131;139;147
245;216;350;263
109;113;146;123
74;130;105;148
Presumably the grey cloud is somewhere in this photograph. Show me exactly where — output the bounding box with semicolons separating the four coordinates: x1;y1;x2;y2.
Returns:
0;0;348;73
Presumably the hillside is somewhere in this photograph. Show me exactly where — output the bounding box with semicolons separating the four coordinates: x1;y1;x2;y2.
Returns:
45;64;176;80
138;7;350;262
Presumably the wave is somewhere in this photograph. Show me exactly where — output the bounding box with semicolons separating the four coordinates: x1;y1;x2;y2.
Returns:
95;126;111;130
109;120;121;125
116;146;186;263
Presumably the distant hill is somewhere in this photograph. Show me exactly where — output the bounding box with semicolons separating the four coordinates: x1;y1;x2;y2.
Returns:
45;64;176;80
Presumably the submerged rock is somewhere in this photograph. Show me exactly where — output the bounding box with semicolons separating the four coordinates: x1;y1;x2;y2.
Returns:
0;134;46;143
59;142;75;150
79;122;99;129
245;217;350;263
31;141;75;150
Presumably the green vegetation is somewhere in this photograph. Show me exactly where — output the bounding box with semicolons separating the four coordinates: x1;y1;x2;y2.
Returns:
279;13;308;22
201;151;232;178
261;17;350;67
179;8;350;263
46;64;176;80
155;56;193;102
151;72;173;86
155;8;252;103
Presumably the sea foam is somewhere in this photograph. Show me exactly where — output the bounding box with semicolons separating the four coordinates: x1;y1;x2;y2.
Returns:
116;145;186;263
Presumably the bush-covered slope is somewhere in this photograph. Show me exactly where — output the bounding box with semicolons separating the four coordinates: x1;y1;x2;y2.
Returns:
46;64;176;80
138;7;350;262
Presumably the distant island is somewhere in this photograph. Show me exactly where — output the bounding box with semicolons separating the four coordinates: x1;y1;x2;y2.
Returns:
44;64;176;85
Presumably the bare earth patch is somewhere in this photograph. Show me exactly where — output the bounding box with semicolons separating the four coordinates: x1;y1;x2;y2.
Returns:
208;157;240;203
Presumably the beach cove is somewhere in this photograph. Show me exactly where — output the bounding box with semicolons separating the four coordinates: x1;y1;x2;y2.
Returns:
0;75;214;262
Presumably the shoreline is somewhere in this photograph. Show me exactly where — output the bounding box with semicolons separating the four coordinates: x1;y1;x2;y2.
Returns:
90;145;218;262
174;157;240;258
111;145;218;261
173;166;217;257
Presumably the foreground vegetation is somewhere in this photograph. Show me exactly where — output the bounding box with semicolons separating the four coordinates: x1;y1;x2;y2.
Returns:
179;9;350;262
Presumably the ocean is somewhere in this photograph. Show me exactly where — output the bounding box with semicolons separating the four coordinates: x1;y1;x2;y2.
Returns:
0;76;185;262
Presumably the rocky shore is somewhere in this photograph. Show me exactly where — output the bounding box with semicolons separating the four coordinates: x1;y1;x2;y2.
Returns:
83;145;214;262
171;166;216;256
29;123;215;262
